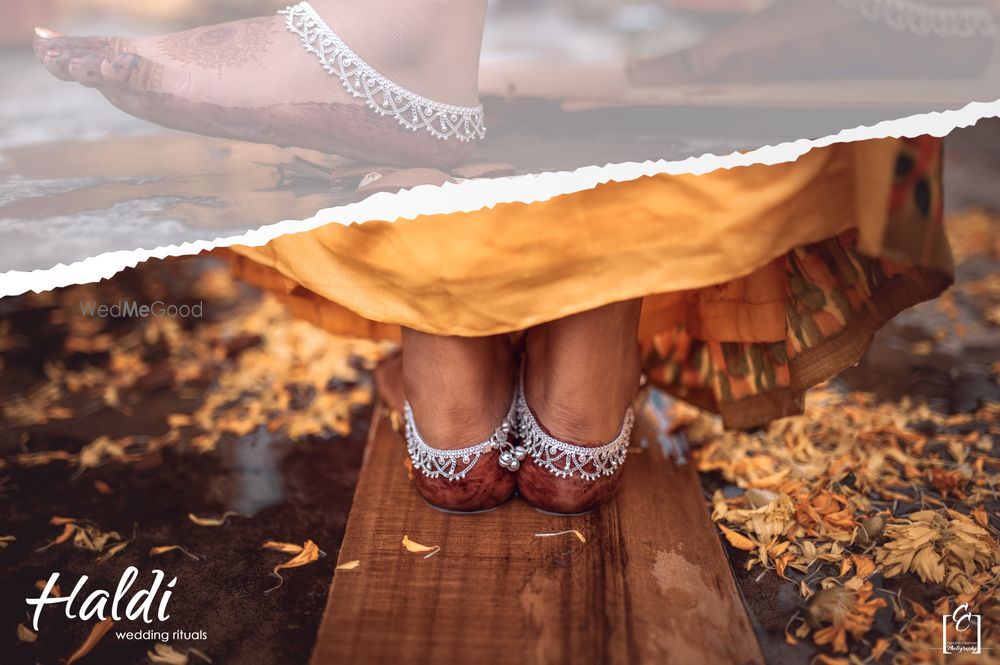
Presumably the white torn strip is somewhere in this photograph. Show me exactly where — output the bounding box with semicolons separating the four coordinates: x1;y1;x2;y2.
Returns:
1;98;997;297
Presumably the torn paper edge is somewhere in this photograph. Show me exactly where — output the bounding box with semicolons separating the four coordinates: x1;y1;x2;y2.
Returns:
2;97;998;297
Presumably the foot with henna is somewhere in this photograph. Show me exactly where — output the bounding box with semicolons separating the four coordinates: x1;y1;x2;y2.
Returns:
34;0;487;167
516;299;643;514
401;328;518;512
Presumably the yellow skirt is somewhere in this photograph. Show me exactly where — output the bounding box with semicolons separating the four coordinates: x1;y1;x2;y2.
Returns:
225;136;951;428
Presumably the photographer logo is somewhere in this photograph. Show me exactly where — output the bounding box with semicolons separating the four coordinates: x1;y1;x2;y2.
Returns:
942;603;981;655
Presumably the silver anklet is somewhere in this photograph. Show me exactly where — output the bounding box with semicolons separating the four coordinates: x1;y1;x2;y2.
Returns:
404;396;524;481
515;383;633;481
279;1;486;142
836;0;997;38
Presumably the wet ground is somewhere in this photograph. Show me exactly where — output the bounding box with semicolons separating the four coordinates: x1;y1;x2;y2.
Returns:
0;259;381;664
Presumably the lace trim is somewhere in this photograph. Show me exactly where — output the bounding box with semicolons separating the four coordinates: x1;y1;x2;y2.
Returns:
279;2;486;141
404;397;521;481
515;383;633;481
836;0;997;37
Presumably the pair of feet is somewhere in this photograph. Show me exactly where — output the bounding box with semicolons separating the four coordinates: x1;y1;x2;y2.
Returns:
401;300;642;514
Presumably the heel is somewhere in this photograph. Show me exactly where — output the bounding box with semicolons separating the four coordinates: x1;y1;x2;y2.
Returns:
513;380;633;514
404;396;520;512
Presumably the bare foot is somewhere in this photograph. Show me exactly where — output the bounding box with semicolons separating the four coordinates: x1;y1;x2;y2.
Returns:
33;0;487;167
629;0;995;85
517;299;642;514
401;329;516;512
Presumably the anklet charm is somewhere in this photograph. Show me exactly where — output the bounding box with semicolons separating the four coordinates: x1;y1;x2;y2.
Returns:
404;398;522;481
279;2;486;142
514;385;633;481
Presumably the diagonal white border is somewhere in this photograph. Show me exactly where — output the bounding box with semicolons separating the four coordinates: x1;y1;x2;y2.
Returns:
1;98;998;297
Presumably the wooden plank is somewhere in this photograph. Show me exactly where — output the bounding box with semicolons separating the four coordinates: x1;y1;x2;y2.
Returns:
312;358;763;665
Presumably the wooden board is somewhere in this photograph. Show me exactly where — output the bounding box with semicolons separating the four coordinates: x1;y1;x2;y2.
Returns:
311;358;763;665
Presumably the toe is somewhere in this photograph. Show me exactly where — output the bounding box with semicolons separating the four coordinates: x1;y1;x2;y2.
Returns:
68;52;107;88
34;36;73;81
100;53;135;86
99;52;163;93
34;35;110;82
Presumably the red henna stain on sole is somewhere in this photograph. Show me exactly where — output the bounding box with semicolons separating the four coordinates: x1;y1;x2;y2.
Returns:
516;456;624;515
411;448;516;513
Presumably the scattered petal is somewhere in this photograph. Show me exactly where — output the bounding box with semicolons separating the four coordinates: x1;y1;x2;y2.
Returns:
148;644;189;664
17;623;37;643
150;545;202;561
66;618;114;664
261;541;304;554
401;535;441;558
35;579;61;597
533;530;586;544
718;524;756;552
188;511;242;527
264;540;321;593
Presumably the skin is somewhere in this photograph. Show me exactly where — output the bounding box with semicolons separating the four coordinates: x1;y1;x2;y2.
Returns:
629;0;996;85
517;299;642;514
402;329;516;512
402;300;642;514
32;0;487;167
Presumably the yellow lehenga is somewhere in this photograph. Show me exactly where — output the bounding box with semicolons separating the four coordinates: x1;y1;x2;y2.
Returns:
223;135;951;428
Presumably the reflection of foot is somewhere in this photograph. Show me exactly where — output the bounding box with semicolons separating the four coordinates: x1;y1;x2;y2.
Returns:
629;0;995;85
401;330;516;512
33;0;487;167
516;300;642;514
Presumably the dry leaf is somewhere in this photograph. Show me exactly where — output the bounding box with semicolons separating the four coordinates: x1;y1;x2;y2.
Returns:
871;637;891;659
35;523;76;552
17;623;37;643
72;524;122;554
96;540;131;564
336;560;361;570
188;511;242;527
0;535;15;549
261;541;304;554
150;545;202;561
66;618;114;664
15;450;73;467
534;530;587;544
146;644;213;664
50;516;78;526
718;524;756;552
264;540;321;593
35;579;61;597
166;413;193;428
401;535;441;559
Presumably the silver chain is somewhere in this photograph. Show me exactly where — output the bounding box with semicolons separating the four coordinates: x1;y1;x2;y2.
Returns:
279;2;486;142
836;0;997;37
514;381;633;481
404;396;523;482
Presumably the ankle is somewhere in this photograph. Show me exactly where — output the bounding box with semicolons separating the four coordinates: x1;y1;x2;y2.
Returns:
406;383;513;449
309;0;485;106
525;384;633;444
402;333;514;449
523;329;641;445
